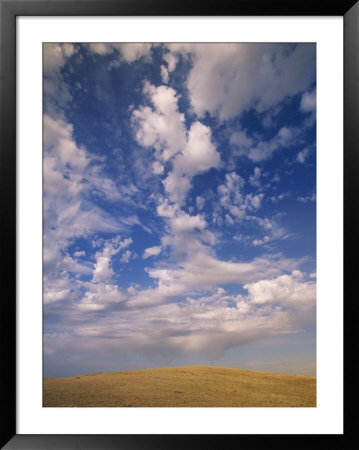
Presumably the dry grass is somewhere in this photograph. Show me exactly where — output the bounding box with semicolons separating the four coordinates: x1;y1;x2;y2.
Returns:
43;365;316;407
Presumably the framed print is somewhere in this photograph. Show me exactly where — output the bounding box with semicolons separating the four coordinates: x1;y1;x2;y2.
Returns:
1;0;357;448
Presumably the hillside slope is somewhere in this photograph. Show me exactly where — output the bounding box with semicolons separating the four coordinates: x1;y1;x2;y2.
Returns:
43;365;316;407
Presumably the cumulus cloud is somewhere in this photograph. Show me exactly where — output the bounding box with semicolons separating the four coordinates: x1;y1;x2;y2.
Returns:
167;43;315;121
76;282;126;312
120;250;132;263
43;272;74;305
143;245;162;259
163;121;220;205
126;251;303;308
174;122;220;176
45;266;315;363
218;172;244;207
44;43;76;75
88;43;152;63
217;171;263;222
300;88;316;113
244;270;316;324
132;83;186;162
245;270;312;304
159;52;179;83
44;114;89;171
163;51;178;72
297;148;310;163
119;43;152;62
92;236;132;283
154;197;214;262
133;82;220;205
88;43;114;55
62;254;93;275
249;167;262;188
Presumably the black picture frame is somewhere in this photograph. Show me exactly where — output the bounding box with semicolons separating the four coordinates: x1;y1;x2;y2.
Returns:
1;0;357;448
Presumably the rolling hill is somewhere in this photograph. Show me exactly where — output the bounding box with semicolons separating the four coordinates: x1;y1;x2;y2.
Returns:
43;365;316;407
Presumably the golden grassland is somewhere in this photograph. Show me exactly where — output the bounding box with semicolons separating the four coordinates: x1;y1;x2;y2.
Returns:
43;365;316;407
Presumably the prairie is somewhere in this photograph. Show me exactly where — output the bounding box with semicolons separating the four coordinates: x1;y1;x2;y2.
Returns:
43;365;316;407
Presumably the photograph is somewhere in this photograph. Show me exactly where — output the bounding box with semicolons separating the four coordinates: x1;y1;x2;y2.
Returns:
43;42;317;408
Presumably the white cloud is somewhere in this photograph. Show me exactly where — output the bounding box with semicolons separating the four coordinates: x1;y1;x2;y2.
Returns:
162;172;191;205
298;193;316;203
196;196;205;210
176;121;220;176
169;43;315;121
218;172;244;207
230;125;303;163
151;161;164;175
44;43;76;74
251;223;289;247
118;43;152;63
160;65;169;84
89;43;153;63
76;282;126;312
163;121;220;205
250;126;299;162
159;52;179;84
249;167;262;188
62;254;92;275
43;114;126;280
133;252;302;308
43;272;73;305
171;212;206;234
45;267;315;362
120;250;132;263
44;114;89;171
300;88;316;113
155;198;214;260
230;130;253;155
43;115;138;239
92;236;132;283
44;288;72;305
270;192;290;203
88;43;114;55
253;236;271;246
43;43;77;115
244;271;316;323
163;52;178;72
297;148;310;163
133;82;220;206
217;172;263;222
143;245;162;259
42;115;140;307
132;83;186;162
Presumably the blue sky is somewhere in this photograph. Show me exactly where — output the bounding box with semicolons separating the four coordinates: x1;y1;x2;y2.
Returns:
43;43;316;377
